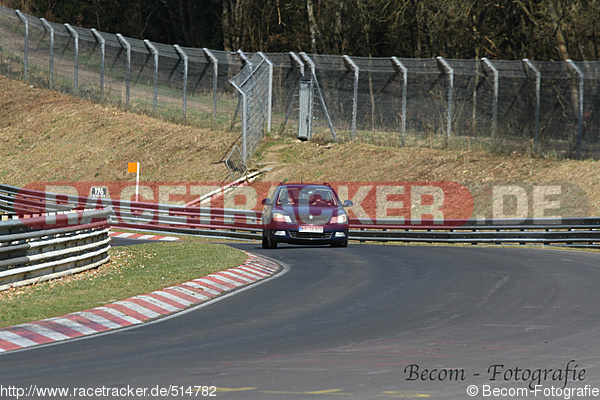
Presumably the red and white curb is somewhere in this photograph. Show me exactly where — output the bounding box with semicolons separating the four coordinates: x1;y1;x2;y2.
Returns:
0;253;280;353
109;231;181;241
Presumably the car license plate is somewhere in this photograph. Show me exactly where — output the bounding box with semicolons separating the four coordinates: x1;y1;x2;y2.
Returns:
299;226;323;233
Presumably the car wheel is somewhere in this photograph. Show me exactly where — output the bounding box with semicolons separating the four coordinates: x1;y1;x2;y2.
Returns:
262;235;277;249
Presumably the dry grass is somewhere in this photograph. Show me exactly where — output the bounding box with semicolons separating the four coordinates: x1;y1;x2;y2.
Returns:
253;136;600;216
0;76;238;184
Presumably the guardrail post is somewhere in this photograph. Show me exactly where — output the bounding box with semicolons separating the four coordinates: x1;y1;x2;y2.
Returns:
174;45;188;119
437;56;454;141
116;34;131;107
40;18;54;89
343;55;359;140
202;47;219;127
64;23;79;95
482;58;499;141
567;59;584;159
15;10;28;81
522;59;540;153
91;29;105;99
144;40;159;113
391;56;408;146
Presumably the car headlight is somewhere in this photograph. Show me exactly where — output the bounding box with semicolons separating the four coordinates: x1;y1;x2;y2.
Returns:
330;213;348;224
272;212;292;223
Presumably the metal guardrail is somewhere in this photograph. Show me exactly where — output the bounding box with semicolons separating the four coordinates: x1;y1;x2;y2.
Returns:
0;183;262;234
1;184;599;248
349;218;600;247
0;208;111;291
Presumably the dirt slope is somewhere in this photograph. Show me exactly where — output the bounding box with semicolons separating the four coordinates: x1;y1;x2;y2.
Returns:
1;75;599;215
0;76;237;184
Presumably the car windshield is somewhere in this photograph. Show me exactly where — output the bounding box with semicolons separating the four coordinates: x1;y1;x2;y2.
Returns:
276;186;339;207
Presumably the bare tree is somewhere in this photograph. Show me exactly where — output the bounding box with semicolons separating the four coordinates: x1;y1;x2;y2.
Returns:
223;0;246;51
306;0;322;53
5;0;600;60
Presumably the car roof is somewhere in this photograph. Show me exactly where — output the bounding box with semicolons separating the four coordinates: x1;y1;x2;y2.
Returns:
278;182;333;189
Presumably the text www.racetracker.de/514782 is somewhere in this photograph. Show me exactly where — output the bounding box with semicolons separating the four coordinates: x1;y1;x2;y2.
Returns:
0;384;218;398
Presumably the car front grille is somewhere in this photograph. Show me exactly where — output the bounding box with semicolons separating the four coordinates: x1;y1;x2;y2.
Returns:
290;231;332;239
297;214;330;225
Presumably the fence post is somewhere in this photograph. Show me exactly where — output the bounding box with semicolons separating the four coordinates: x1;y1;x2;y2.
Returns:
230;50;250;131
284;52;307;135
230;79;248;161
300;52;337;140
202;48;219;127
231;51;247;159
91;29;105;99
40;18;53;90
14;10;27;81
144;40;159;113
116;33;131;107
391;56;408;146
522;59;540;153
174;45;188;119
343;55;359;140
237;49;251;66
567;59;584;159
482;58;498;141
289;51;305;75
64;24;79;95
258;52;273;133
437;57;454;141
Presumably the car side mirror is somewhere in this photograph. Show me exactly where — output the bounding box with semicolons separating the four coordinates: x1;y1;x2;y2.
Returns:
261;198;272;206
343;200;353;207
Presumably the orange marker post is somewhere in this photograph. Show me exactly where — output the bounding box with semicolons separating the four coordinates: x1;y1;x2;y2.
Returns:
128;162;140;202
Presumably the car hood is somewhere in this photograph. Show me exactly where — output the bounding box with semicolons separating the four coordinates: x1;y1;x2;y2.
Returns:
272;204;344;224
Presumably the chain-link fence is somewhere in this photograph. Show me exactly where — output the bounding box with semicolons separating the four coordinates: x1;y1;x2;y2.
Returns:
229;51;272;163
2;6;600;161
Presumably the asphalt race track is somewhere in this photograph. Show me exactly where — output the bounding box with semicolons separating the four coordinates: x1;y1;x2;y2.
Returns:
1;243;600;399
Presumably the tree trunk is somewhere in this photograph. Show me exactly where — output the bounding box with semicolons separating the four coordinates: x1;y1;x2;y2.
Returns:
223;0;245;51
306;0;321;53
333;0;344;54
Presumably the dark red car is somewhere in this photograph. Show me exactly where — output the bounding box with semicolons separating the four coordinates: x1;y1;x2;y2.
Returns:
261;183;353;248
